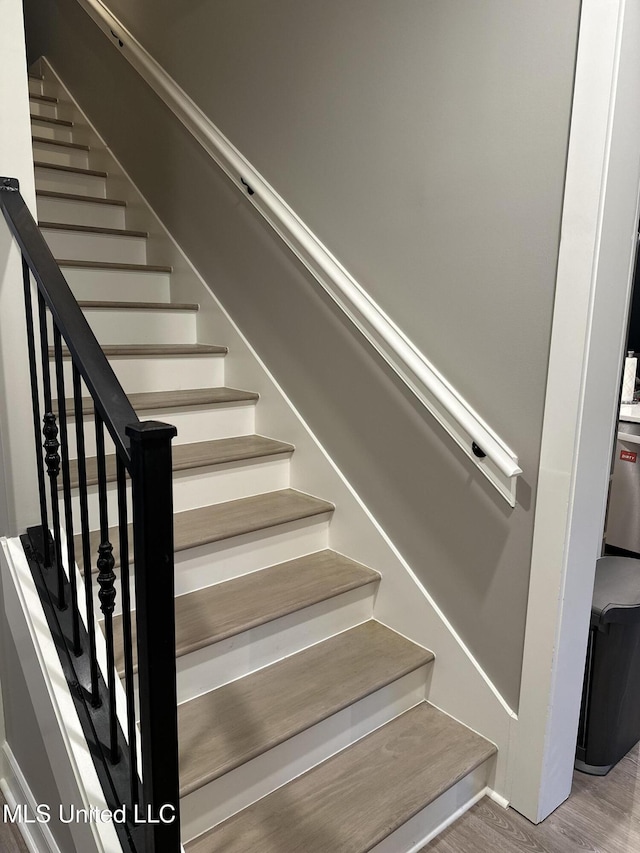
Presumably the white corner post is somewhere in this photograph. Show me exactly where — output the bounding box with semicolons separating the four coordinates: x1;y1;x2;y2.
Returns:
0;0;39;537
509;0;640;822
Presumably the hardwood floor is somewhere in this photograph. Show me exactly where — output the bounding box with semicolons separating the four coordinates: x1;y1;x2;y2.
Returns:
423;744;640;853
0;793;29;853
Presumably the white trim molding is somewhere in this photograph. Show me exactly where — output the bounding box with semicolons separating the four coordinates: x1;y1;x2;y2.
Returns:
510;0;640;822
1;743;64;853
0;537;123;853
74;0;522;506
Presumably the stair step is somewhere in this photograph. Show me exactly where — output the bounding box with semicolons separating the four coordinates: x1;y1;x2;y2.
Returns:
179;621;430;797
32;136;89;151
84;489;334;570
59;261;172;273
30;94;58;104
39;198;122;229
35;164;108;198
172;489;334;552
185;703;496;853
30;114;73;128
37;191;125;207
40;222;147;238
67;435;293;488
35;161;108;178
52;345;228;361
77;300;198;311
28;72;44;81
113;550;379;677
42;222;148;264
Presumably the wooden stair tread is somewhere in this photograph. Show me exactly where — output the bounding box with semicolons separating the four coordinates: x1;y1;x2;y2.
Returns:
185;702;496;853
37;191;126;207
39;221;148;238
59;261;172;273
178;621;430;796
83;489;334;572
77;300;198;311
171;489;334;552
112;550;379;677
52;344;228;360
30;94;58;104
30;114;73;127
32;135;89;150
66;435;293;488
56;386;249;419
34;161;107;178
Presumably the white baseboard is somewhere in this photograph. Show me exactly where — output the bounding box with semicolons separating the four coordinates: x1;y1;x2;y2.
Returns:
0;742;63;853
407;786;488;852
487;787;510;809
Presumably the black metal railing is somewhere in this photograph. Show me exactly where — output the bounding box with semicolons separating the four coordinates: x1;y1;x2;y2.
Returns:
0;177;181;853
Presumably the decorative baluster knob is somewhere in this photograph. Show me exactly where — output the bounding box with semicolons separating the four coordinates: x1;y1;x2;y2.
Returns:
43;412;60;480
97;541;116;616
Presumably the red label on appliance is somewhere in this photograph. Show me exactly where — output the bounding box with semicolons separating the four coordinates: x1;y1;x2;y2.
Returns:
621;450;638;463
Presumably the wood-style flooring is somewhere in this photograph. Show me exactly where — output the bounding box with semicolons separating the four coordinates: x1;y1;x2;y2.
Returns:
423;743;640;853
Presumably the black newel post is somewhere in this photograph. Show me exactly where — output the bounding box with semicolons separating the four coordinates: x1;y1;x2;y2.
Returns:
127;421;180;853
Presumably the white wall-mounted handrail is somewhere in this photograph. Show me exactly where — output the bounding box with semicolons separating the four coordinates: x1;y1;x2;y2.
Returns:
75;0;522;506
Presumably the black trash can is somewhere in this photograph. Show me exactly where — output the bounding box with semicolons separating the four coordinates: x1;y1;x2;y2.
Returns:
576;555;640;775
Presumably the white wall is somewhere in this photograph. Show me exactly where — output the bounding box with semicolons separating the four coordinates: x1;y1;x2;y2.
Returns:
511;0;640;821
0;0;51;816
0;0;40;536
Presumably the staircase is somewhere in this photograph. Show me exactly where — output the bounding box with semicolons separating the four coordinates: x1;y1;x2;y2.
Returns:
28;64;497;851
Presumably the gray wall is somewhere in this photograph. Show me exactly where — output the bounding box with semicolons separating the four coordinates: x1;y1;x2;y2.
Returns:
24;0;581;709
0;619;75;852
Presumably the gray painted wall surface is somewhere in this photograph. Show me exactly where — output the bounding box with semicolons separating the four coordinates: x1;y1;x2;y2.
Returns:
0;617;75;852
24;0;580;708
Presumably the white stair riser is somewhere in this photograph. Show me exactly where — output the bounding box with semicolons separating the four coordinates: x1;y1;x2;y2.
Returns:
29;100;58;119
58;353;225;396
173;584;376;703
42;228;148;265
47;308;197;348
61;403;255;459
173;516;331;597
32;140;89;169
37;197;126;229
64;454;291;526
89;517;330;614
180;666;425;843
35;167;107;197
35;167;107;196
125;584;376;717
371;761;492;853
62;267;170;303
30;120;73;143
82;307;198;346
91;511;329;621
142;404;255;445
28;78;44;97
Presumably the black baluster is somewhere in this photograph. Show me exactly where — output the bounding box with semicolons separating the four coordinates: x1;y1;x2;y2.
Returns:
22;258;50;567
73;365;100;704
39;294;65;596
117;457;139;811
95;410;119;764
43;415;65;608
54;328;81;653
